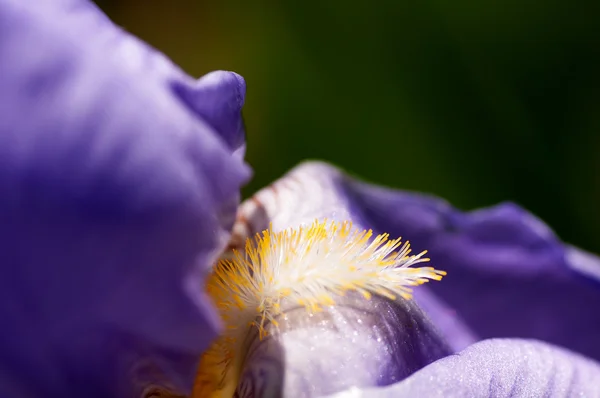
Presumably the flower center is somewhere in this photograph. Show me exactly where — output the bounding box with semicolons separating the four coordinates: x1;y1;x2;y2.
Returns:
193;219;446;397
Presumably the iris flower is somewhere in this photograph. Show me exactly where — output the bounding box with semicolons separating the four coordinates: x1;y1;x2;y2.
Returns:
1;1;599;397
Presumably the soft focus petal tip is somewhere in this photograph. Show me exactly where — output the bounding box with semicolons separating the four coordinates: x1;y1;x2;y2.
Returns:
173;70;247;153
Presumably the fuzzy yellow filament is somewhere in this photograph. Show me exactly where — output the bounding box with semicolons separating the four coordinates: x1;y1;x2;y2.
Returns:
192;219;446;398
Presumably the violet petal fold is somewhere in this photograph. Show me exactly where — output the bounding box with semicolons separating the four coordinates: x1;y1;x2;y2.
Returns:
324;339;600;397
0;1;249;397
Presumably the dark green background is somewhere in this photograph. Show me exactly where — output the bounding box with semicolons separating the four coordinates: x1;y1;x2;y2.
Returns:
96;0;600;254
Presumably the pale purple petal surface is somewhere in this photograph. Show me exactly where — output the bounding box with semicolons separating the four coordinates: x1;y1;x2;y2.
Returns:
325;339;600;397
235;295;452;397
0;0;249;397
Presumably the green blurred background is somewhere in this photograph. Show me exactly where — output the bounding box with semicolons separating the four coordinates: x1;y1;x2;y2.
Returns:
96;0;599;253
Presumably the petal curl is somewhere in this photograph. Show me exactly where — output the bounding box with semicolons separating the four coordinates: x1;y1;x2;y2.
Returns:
324;339;600;397
173;71;248;158
0;1;249;396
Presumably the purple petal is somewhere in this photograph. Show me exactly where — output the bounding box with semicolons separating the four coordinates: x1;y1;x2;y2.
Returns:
235;294;451;397
345;175;600;361
233;161;600;361
173;71;248;158
325;339;600;397
0;1;249;396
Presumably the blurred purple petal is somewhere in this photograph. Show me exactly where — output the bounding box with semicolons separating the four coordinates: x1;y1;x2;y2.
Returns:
325;339;600;397
0;0;249;397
